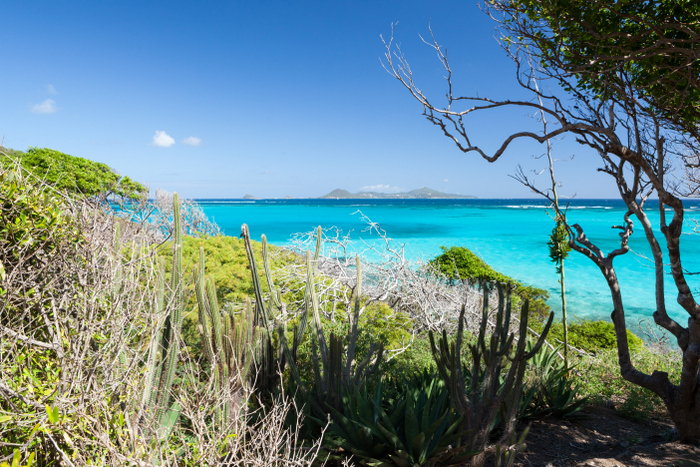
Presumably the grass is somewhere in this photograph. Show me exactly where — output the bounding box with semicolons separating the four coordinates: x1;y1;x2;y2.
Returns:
572;346;681;420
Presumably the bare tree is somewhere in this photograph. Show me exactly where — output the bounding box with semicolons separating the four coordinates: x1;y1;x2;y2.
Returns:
285;213;485;335
284;213;563;364
381;4;700;443
113;187;220;241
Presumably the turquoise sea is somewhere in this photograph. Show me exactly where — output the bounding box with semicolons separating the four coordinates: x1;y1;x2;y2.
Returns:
199;198;700;334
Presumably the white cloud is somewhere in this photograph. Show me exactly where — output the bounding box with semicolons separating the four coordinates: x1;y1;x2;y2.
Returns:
151;130;175;147
443;178;449;183
32;99;57;114
47;84;57;95
359;184;403;193
182;136;202;146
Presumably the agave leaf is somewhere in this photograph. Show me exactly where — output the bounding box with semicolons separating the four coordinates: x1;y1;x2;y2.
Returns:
404;405;420;450
376;422;402;449
411;432;426;463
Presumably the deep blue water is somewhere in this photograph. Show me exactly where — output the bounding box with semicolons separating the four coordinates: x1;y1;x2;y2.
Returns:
198;198;700;333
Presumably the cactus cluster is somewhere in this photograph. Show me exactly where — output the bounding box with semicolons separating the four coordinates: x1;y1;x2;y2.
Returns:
430;283;553;467
138;193;185;442
195;246;259;425
241;224;310;400
304;249;384;413
241;225;384;417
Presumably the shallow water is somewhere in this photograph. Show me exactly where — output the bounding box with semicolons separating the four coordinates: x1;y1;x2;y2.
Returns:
199;198;700;335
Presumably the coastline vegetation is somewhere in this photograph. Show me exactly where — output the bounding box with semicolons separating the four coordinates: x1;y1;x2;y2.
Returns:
1;146;681;466
430;246;550;320
384;0;700;444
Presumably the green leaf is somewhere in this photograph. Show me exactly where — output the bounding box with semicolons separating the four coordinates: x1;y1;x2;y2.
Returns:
46;405;59;424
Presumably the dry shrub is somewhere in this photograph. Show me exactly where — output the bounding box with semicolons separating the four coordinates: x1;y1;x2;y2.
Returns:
0;159;323;466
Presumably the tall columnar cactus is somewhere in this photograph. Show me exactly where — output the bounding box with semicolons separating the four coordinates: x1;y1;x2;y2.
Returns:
306;251;384;413
241;224;311;399
430;283;553;467
241;224;384;416
138;192;185;441
195;246;259;425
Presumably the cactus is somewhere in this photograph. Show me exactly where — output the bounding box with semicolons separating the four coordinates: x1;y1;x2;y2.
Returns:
241;224;312;400
305;251;383;413
137;193;185;442
429;283;553;467
241;224;384;417
195;246;259;425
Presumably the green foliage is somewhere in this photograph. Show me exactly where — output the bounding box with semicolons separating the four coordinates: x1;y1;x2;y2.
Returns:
0;166;81;344
544;319;643;353
1;147;147;200
181;235;297;305
520;342;588;420
431;246;508;284
183;235;256;303
576;347;681;419
329;373;474;467
0;347;61;459
430;284;554;465
381;333;435;384
0;450;35;467
547;220;570;274
430;246;550;319
508;0;700;128
0;168;77;265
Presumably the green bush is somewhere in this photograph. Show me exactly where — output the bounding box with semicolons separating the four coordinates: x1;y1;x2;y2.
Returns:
1;147;147;200
0;167;81;336
430;246;550;319
431;246;509;284
544;319;643;353
381;332;435;382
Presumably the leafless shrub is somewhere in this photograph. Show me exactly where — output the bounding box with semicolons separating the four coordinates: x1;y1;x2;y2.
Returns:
113;187;220;242
285;212;503;334
176;384;327;467
637;318;679;355
281;213;565;363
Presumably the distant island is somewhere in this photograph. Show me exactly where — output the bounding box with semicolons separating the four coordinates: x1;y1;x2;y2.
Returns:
320;187;476;199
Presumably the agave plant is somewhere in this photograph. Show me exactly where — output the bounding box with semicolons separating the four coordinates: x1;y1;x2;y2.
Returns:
519;341;588;420
330;371;476;467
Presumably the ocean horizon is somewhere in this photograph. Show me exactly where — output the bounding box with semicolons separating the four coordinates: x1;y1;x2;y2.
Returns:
198;198;700;338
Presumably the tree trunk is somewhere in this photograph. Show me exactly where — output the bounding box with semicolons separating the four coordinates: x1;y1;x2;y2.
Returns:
560;261;568;367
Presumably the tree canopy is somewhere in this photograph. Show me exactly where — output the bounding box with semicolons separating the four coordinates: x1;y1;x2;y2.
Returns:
494;0;700;130
0;147;147;200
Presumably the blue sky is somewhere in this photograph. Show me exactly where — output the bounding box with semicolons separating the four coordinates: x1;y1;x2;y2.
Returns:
1;1;618;199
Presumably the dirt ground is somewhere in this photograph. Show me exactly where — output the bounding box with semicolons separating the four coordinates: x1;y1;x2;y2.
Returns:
511;405;700;466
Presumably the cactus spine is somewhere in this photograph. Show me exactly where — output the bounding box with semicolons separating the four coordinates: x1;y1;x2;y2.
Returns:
430;283;553;467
